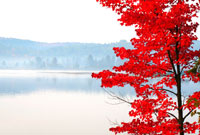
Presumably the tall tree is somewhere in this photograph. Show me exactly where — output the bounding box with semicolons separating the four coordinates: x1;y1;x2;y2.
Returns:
92;0;200;134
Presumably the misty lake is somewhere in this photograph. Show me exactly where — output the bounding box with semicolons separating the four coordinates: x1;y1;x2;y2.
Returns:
0;70;199;135
0;70;132;135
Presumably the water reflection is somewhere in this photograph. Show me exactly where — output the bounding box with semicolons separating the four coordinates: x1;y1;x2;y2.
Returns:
0;70;134;96
0;70;132;135
0;70;99;94
0;91;131;135
0;70;198;96
0;70;199;135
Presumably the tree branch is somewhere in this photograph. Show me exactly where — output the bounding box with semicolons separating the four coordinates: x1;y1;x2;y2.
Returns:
159;68;173;73
183;109;194;121
160;88;177;96
103;88;132;105
167;112;179;122
147;86;177;96
180;65;187;74
167;50;177;77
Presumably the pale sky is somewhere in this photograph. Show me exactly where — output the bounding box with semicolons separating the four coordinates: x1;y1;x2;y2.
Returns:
0;0;135;43
0;0;199;43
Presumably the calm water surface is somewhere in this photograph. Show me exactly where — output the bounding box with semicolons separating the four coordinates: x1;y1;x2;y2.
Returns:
0;70;131;135
0;70;199;135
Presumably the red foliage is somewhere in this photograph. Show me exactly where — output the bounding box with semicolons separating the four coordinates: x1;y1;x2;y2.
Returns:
185;91;200;110
92;0;200;134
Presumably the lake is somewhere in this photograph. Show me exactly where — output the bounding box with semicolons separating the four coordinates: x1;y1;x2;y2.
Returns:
0;70;132;135
0;70;198;135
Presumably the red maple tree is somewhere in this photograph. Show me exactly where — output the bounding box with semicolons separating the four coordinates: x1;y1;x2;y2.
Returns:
92;0;200;134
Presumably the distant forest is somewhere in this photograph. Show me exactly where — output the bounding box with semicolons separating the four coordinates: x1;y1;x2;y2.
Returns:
0;37;133;70
0;37;199;70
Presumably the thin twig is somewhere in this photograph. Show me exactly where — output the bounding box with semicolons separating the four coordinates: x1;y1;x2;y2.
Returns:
103;88;132;105
141;85;177;96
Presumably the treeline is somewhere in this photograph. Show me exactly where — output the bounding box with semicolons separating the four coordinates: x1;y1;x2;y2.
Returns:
0;54;124;70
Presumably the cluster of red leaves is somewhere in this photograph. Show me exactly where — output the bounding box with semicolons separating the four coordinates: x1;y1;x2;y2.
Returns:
184;122;200;134
182;91;200;134
93;0;200;134
185;91;200;110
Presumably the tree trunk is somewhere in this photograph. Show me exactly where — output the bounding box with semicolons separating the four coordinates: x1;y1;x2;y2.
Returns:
176;47;184;135
177;74;184;135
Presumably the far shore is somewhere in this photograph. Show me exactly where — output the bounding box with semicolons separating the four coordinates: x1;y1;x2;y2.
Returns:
0;69;100;75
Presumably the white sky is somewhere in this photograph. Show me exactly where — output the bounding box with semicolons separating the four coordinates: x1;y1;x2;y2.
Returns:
0;0;135;43
0;0;199;43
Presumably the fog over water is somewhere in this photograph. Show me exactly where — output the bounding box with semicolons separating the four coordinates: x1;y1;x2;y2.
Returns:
0;70;133;135
0;70;199;135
